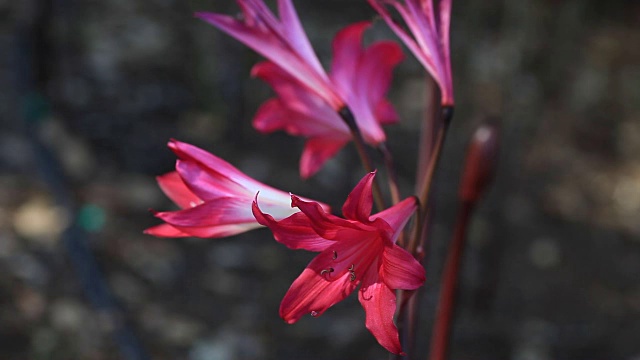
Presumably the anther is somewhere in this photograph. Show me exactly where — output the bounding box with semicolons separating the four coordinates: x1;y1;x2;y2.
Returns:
320;268;334;276
310;311;318;317
332;251;338;260
350;272;356;282
348;264;355;272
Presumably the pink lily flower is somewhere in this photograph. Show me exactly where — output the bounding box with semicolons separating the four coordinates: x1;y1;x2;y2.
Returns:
145;139;328;238
195;0;344;110
369;0;454;106
253;172;426;354
252;21;403;178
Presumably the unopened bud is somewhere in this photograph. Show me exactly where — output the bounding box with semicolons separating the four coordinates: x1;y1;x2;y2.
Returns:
459;121;500;203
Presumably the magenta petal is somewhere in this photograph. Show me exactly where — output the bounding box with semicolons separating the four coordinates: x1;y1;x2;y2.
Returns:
375;99;400;125
253;98;291;134
300;137;348;179
144;223;192;238
156;171;202;209
176;223;262;238
252;61;345;137
276;0;326;76
330;21;369;95
280;269;356;324
279;234;384;323
341;172;376;222
358;266;404;355
291;196;370;239
368;0;454;106
438;0;453;62
169;140;256;192
195;7;343;110
359;41;404;108
252;199;334;251
370;196;417;242
381;244;426;290
175;160;246;201
154;197;254;228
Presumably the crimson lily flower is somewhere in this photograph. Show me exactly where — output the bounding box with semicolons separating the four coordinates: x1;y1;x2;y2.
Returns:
369;0;454;106
195;0;344;110
252;21;403;178
145;139;328;238
253;172;426;354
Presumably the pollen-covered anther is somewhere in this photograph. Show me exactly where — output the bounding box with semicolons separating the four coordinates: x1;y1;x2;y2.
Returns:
348;264;357;282
320;268;334;277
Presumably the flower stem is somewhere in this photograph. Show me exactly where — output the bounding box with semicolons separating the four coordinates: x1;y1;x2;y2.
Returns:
428;121;499;360
408;106;454;256
338;106;386;211
398;104;453;360
427;201;472;360
378;142;401;205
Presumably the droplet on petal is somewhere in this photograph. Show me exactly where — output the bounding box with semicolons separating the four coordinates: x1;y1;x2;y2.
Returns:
310;311;318;317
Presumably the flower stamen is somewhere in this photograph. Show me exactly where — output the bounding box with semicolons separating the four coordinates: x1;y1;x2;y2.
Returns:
348;264;356;282
320;268;334;277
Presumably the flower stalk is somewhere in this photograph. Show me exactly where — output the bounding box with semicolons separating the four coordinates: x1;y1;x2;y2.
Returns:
428;122;499;360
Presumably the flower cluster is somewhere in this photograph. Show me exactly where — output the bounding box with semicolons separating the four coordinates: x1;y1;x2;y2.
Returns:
147;0;453;354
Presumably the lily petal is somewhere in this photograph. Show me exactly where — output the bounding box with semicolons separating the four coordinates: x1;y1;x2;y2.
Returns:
175;159;247;201
252;199;334;251
291;195;370;239
330;21;370;97
300;137;348;179
154;197;255;228
252;98;290;134
280;250;358;323
251;61;346;136
381;244;426;290
169;140;258;192
375;99;400;125
276;0;326;76
171;223;262;239
369;0;454;106
359;41;404;114
342;171;375;222
370;196;417;241
359;264;404;355
156;171;202;209
195;1;343;109
143;223;192;238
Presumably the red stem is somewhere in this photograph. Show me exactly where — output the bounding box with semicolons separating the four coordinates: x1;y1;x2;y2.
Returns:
428;121;500;360
428;202;472;360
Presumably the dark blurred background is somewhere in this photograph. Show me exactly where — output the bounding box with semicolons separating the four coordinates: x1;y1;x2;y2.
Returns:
1;0;639;359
